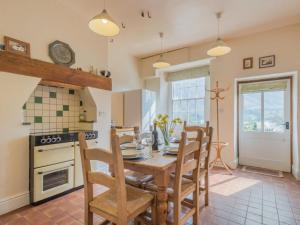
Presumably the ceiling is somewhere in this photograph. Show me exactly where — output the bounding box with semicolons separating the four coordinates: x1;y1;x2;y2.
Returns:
59;0;300;57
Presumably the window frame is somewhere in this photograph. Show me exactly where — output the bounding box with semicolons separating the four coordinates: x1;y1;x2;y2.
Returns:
168;76;210;125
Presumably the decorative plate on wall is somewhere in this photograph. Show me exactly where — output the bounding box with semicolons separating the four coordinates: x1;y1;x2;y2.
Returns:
49;40;75;67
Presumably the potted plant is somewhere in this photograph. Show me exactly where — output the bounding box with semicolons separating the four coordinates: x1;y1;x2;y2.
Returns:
154;114;182;146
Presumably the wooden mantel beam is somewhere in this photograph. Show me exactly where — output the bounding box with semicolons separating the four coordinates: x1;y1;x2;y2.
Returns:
0;51;112;91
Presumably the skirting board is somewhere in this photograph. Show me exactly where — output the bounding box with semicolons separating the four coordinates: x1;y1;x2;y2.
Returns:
292;165;300;181
0;192;29;216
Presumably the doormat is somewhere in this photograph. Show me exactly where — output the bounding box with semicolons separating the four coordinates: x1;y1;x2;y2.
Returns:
242;166;284;178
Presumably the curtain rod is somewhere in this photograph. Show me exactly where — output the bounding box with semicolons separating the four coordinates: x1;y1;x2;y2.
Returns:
140;47;188;60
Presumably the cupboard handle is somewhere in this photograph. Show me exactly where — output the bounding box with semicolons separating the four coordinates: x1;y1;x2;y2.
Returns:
38;146;73;152
37;164;74;175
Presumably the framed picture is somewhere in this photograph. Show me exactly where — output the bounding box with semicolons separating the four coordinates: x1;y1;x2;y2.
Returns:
259;55;275;68
243;57;253;69
4;36;31;57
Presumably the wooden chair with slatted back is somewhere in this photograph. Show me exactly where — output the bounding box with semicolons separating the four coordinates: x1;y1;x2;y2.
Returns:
111;127;153;188
183;126;213;206
183;121;209;141
144;130;204;225
79;132;155;225
171;130;204;225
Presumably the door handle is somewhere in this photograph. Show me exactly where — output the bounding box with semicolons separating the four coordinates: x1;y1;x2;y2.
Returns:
282;122;289;130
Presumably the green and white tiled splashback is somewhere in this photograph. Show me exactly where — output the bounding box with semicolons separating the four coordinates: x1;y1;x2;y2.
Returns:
23;85;82;133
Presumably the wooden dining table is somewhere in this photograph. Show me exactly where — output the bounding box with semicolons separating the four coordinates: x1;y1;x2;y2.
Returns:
123;146;178;225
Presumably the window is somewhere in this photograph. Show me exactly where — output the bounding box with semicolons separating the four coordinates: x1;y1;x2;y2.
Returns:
171;77;207;125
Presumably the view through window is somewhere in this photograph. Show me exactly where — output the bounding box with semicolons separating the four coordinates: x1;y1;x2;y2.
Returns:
172;77;206;125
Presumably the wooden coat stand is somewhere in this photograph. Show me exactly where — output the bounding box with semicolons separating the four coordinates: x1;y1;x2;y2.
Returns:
208;81;232;174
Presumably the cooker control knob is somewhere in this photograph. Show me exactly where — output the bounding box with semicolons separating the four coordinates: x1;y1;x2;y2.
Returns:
56;135;62;142
85;133;89;139
47;136;52;143
40;136;47;144
51;136;57;143
92;133;96;139
88;134;93;139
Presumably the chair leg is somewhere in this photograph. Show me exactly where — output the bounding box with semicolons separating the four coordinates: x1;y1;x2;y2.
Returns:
151;201;157;225
193;187;200;225
85;210;93;225
205;172;209;206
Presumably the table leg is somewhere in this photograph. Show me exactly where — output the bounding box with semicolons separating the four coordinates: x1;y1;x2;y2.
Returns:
155;172;169;225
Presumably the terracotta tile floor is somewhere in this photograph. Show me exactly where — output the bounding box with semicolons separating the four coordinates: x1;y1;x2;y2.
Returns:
0;167;299;225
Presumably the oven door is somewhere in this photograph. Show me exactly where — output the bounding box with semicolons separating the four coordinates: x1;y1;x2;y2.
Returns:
33;161;74;202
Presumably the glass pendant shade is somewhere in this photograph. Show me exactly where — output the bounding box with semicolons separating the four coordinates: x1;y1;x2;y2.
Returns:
153;54;170;69
88;9;120;37
207;38;231;57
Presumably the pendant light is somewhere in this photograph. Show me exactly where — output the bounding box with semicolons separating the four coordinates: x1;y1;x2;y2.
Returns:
88;0;120;37
207;12;231;57
153;32;170;69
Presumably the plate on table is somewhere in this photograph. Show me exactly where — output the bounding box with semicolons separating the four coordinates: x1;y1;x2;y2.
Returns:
164;144;179;155
122;149;143;159
121;142;137;149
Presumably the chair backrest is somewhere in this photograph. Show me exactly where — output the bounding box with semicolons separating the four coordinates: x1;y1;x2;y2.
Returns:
183;121;210;141
111;127;139;143
173;130;204;199
78;132;127;220
201;127;213;170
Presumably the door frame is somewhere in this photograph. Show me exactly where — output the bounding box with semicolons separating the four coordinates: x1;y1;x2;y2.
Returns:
233;71;298;176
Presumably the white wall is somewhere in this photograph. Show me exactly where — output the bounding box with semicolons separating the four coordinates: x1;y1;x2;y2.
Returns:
143;23;300;179
0;0;142;92
0;73;40;215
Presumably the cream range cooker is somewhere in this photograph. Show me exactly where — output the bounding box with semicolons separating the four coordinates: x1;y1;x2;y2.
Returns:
29;131;99;204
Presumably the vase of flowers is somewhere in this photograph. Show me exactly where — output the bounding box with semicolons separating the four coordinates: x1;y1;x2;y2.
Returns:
154;114;182;146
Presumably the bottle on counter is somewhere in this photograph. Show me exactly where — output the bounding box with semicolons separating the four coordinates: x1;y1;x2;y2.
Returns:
152;123;158;151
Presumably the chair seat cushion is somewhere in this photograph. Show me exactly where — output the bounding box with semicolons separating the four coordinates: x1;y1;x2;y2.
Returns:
89;185;154;218
125;170;154;188
144;176;195;200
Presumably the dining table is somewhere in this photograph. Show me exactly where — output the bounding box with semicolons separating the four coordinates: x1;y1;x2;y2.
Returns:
122;145;178;225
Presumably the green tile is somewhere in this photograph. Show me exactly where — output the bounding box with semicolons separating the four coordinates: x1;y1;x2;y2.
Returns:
22;104;26;110
34;96;43;104
56;111;63;117
63;128;69;133
63;105;69;111
34;116;42;123
49;92;56;98
69;89;75;95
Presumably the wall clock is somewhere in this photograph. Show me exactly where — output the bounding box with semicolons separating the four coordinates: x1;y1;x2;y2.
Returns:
49;40;75;67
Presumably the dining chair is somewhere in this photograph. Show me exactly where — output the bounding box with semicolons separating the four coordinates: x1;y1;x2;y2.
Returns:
145;130;204;225
79;132;156;225
111;127;154;188
183;121;210;140
183;126;213;206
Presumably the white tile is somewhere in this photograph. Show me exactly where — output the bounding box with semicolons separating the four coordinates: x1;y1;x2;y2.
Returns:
63;117;69;123
43;124;49;130
57;105;62;111
43;117;50;123
50;105;56;110
57;99;62;105
50;117;56;123
49;87;56;92
27;110;34;117
57;117;62;123
63;122;69;128
35;123;42;129
50;111;56;117
50;123;56;129
27;102;34;109
43;91;49;98
43;104;50;110
50;98;56;105
35;110;43;116
62;99;69;105
36;85;43;92
35;104;42;110
42;111;49;116
34;90;42;97
57;123;63;128
28;96;34;103
43;98;49;104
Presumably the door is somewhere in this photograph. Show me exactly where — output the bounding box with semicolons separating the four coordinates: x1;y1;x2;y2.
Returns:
239;78;291;172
